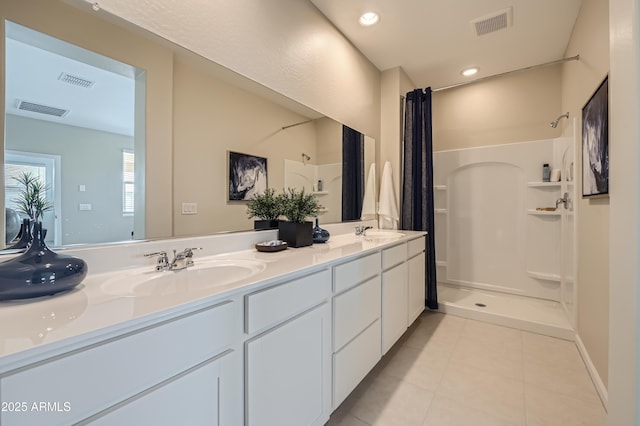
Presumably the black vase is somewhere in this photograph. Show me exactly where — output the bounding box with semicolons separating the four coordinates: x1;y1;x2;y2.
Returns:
8;218;32;250
278;221;313;248
0;222;88;301
312;218;330;243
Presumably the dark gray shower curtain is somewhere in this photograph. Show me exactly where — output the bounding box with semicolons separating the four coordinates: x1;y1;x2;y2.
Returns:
402;88;438;309
342;125;364;221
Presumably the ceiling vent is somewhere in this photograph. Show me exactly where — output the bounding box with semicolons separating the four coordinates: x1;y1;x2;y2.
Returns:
471;7;513;36
16;100;69;118
58;72;95;89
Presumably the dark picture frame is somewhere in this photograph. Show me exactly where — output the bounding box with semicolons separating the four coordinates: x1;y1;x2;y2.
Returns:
228;151;268;201
582;76;609;198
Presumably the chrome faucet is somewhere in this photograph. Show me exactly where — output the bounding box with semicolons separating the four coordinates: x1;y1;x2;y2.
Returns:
144;247;202;271
355;225;373;236
556;192;570;210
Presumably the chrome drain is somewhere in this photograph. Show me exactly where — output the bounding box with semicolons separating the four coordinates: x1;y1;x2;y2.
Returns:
475;303;487;307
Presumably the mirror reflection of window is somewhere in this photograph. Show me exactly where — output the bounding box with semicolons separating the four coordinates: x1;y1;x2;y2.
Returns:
4;21;145;247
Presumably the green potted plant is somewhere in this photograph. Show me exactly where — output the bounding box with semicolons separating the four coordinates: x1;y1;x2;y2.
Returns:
14;171;53;222
278;187;320;248
246;188;283;230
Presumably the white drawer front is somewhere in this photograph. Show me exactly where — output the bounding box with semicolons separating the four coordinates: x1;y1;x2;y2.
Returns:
408;236;426;258
333;252;381;294
1;301;238;426
382;243;407;270
245;269;331;334
333;319;381;409
333;275;381;352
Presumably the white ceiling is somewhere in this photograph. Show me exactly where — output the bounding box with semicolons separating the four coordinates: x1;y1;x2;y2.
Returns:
310;0;583;89
5;22;136;137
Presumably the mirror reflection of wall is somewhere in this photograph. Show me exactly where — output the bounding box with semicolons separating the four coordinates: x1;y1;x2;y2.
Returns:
4;21;145;247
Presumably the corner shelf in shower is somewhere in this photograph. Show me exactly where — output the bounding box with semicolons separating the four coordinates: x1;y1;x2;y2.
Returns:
527;182;562;188
436;260;447;267
434;185;447;191
527;209;561;216
312;191;328;195
435;209;448;214
526;270;561;282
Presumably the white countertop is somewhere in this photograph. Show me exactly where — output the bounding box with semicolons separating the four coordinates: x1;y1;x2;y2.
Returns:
0;229;425;373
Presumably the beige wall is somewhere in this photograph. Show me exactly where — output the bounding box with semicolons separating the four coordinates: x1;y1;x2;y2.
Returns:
0;0;174;239
432;67;562;151
315;117;342;165
172;59;318;236
561;0;610;390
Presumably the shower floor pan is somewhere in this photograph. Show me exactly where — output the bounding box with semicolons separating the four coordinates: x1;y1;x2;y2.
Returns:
436;283;575;340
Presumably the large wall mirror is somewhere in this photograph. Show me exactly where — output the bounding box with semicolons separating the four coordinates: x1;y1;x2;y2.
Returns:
1;0;376;251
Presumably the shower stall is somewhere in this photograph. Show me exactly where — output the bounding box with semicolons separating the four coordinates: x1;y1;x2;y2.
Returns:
433;120;577;340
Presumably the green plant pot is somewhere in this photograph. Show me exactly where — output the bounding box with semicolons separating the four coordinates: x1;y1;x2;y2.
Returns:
278;221;313;248
254;219;280;230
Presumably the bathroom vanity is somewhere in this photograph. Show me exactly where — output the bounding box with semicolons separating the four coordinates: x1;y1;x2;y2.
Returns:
0;228;426;426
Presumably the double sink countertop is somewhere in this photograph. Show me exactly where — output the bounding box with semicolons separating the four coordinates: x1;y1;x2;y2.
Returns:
0;228;425;373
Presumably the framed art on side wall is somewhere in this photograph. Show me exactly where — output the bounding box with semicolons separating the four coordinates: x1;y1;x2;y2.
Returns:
582;76;609;198
228;151;268;201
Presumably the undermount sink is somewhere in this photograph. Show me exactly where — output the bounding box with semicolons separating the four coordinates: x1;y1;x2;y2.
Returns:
101;258;266;297
363;230;406;240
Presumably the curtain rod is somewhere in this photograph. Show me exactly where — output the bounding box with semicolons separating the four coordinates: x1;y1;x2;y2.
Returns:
282;119;313;130
431;54;580;93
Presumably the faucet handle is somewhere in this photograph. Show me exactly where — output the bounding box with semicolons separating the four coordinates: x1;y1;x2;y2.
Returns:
144;251;169;270
183;247;203;257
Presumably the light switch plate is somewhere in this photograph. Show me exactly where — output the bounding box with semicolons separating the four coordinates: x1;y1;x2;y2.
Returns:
182;202;198;215
79;203;92;211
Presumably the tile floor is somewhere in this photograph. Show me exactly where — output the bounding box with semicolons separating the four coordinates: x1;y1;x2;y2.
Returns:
327;311;606;426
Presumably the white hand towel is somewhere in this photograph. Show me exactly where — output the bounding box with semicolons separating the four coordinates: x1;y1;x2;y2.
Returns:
377;161;399;229
360;163;377;220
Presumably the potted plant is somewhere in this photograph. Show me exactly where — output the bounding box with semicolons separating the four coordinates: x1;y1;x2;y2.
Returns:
9;171;54;249
246;188;283;230
278;188;320;248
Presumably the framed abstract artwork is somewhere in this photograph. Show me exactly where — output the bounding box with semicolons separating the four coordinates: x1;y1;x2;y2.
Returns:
228;151;268;201
582;76;609;198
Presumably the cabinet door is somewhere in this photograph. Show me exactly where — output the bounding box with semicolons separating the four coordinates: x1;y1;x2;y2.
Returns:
408;252;426;325
246;303;331;426
88;351;238;426
382;262;408;354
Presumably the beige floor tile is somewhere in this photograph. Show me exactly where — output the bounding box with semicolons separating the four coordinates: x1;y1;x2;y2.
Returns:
326;412;370;426
525;383;606;426
522;331;583;371
523;359;601;404
401;313;464;352
377;345;447;392
348;373;435;426
437;361;526;424
448;340;524;381
422;393;524;426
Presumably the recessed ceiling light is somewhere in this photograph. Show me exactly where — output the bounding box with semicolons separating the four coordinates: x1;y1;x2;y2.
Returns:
359;12;380;26
461;67;479;77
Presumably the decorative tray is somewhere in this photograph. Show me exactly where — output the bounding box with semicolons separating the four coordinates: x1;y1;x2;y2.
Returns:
255;240;288;253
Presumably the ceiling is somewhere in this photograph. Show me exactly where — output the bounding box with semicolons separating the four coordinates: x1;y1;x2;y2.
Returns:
310;0;583;89
5;22;136;137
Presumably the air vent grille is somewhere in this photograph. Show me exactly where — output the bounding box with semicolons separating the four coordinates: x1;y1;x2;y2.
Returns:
58;72;95;88
17;100;69;117
471;7;513;36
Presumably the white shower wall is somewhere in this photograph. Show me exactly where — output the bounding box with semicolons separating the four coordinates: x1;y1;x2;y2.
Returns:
434;138;575;303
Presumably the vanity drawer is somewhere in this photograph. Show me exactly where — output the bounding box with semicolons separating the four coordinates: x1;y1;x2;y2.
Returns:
0;301;238;426
333;275;381;352
333;319;381;409
245;269;331;334
408;236;425;258
382;243;407;270
333;252;381;294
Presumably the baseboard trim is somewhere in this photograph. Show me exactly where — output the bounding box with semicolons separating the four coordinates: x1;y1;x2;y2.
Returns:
575;333;608;411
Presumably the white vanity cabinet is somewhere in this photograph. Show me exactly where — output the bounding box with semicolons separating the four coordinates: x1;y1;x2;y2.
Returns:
332;252;382;408
244;269;332;426
0;300;242;426
381;243;409;354
407;236;426;324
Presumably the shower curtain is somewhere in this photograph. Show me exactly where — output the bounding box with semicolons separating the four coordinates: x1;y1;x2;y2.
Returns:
342;125;364;221
402;88;438;309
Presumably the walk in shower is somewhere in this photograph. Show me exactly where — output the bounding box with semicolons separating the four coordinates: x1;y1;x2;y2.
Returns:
433;120;577;340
